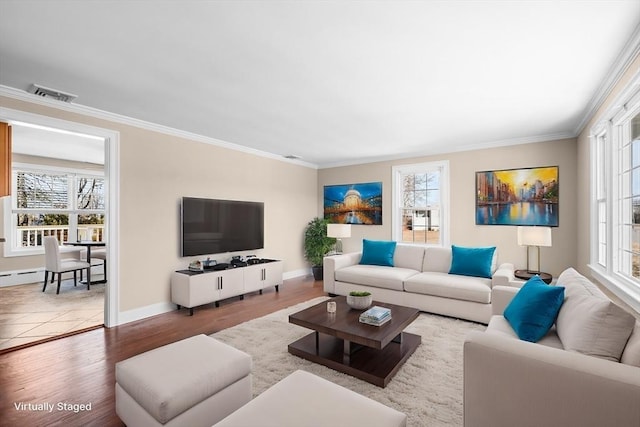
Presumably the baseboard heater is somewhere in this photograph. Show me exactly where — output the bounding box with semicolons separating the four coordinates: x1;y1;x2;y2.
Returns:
0;269;42;287
0;264;104;288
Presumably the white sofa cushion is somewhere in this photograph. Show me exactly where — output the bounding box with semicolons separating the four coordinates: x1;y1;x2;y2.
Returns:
404;272;492;303
621;321;640;367
393;244;425;271
422;246;452;273
485;315;564;349
335;264;418;291
557;295;635;362
557;267;607;298
556;268;636;362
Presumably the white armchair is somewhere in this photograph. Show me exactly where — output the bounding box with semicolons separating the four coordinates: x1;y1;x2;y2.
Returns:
88;248;107;281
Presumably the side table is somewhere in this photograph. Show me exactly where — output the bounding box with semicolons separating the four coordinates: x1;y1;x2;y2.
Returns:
514;269;552;284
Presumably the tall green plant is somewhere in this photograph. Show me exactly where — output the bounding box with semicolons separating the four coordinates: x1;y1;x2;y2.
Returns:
304;217;336;267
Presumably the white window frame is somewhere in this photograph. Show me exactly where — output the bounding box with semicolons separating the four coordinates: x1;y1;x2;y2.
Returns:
591;125;610;269
6;162;105;256
589;72;640;313
392;160;450;246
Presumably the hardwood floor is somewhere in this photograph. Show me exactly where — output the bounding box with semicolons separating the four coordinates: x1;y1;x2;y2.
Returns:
0;275;324;427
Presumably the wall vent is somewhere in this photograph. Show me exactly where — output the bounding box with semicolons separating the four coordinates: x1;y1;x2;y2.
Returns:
27;84;77;103
283;154;301;160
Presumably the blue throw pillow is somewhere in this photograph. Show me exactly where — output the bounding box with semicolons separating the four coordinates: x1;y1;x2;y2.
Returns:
448;245;496;278
359;239;396;267
504;276;565;342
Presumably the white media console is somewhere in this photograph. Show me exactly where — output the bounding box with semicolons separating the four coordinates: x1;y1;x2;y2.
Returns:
171;259;283;315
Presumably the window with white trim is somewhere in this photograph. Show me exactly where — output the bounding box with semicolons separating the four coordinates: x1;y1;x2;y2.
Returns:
617;109;640;279
590;76;640;307
9;164;105;252
392;161;449;245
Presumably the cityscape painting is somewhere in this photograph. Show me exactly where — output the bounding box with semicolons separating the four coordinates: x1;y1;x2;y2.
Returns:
324;182;382;225
476;166;559;226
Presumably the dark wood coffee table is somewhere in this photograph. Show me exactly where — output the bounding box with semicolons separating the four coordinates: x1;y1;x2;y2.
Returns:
288;296;421;387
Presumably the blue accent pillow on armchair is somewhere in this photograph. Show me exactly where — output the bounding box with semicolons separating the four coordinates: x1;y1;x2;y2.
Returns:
504;275;565;342
448;245;496;278
359;239;397;267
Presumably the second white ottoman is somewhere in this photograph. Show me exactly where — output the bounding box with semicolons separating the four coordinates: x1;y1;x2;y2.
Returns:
115;334;251;427
214;370;407;427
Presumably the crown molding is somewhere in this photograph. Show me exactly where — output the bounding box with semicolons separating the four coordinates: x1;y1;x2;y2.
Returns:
452;132;576;153
318;131;575;169
574;23;640;136
0;85;318;170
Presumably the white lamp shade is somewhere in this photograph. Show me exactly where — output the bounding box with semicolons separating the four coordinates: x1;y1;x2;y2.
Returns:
517;226;552;247
327;223;351;238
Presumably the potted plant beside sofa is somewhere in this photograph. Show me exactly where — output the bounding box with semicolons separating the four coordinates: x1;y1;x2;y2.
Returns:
304;217;336;280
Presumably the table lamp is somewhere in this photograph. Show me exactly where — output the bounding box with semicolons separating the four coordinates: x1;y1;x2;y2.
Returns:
327;223;351;254
517;226;552;273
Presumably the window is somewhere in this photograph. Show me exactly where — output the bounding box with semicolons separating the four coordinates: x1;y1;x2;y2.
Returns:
392;161;449;245
594;130;608;267
9;164;105;252
590;77;640;308
617;110;640;280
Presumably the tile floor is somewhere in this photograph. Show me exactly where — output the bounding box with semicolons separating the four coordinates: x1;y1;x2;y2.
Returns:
0;276;104;351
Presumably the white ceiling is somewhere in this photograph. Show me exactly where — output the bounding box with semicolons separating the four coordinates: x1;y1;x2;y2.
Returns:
11;123;105;165
1;1;639;168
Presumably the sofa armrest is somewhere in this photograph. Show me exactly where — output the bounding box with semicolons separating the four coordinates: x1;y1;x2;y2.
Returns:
491;285;519;315
323;252;362;294
464;331;640;427
491;263;515;287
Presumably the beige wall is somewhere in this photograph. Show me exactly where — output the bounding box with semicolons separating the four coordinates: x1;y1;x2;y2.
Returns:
319;138;578;278
0;96;317;313
576;55;640;274
4;49;637;316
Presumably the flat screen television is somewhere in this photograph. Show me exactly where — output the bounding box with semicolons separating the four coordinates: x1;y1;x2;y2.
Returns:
181;197;264;257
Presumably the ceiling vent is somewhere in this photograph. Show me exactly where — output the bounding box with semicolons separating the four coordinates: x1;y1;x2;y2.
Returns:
27;84;77;103
283;154;301;160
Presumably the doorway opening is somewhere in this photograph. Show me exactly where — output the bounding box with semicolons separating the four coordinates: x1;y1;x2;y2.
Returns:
0;111;118;351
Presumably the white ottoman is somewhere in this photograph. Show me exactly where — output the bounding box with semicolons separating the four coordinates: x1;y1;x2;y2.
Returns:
115;334;252;427
214;370;407;427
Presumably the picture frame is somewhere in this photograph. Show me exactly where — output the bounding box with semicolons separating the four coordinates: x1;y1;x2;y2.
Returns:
475;166;559;226
324;182;382;225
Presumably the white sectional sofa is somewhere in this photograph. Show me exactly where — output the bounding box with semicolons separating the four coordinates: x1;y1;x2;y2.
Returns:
464;267;640;427
323;244;515;324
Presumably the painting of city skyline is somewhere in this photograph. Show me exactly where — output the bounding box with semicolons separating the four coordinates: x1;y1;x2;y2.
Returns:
476;166;559;226
324;182;382;225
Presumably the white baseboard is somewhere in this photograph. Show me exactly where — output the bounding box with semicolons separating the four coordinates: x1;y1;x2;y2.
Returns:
115;302;176;326
113;268;313;326
283;268;311;280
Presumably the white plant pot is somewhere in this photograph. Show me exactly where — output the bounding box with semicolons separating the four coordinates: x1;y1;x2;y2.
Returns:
346;294;373;309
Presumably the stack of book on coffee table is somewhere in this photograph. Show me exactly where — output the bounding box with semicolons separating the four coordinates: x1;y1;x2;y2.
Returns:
359;306;392;326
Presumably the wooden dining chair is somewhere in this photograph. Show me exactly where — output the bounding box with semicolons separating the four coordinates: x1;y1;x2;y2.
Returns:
43;236;91;294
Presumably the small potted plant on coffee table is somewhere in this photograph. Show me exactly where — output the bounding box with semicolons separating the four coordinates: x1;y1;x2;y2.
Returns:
346;291;373;309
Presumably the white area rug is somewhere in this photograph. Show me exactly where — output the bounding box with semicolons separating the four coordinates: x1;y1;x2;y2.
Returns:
212;297;485;427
